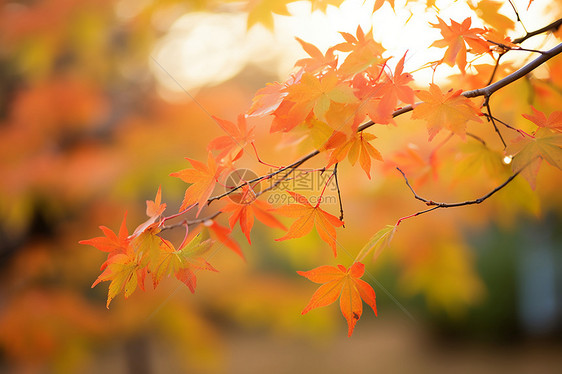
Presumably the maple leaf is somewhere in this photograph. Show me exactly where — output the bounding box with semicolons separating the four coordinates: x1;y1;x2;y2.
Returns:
295;37;338;73
297;262;377;337
248;82;287;118
146;186;166;218
204;220;244;259
247;70;301;118
79;213;130;254
246;0;292;30
522;107;562;132
507;128;562;189
208;115;255;161
132;186;167;236
334;26;385;76
373;52;415;122
431;17;489;74
468;0;515;34
485;29;517;52
271;71;356;133
221;187;286;243
324;131;383;178
170;152;222;216
268;70;356;133
355;225;396;262
151;235;217;291
92;253;144;308
82;213;148;308
412;83;482;140
456;140;506;179
352;72;391;125
275;191;344;256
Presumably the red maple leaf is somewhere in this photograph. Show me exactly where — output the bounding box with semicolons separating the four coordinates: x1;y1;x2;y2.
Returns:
522;106;562;132
374;52;415;122
204;220;244;259
221;186;286;244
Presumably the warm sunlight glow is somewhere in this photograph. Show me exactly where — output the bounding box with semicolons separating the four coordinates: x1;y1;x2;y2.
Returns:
151;0;556;94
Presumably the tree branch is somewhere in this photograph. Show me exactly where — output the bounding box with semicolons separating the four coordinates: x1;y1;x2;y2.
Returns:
167;36;562;232
513;18;562;44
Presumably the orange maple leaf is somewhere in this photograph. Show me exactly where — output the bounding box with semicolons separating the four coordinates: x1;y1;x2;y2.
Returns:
271;71;356;132
295;37;338;73
369;52;415;123
297;262;377;337
208;115;255;161
170;152;222;216
507;128;562;189
431;17;489;74
221;186;286;243
412;83;482;140
522;106;562;132
133;186;167;236
81;214;148;308
324;131;383;179
79;213;130;254
247;70;302;118
334;26;385;76
275;191;344;256
203;220;244;259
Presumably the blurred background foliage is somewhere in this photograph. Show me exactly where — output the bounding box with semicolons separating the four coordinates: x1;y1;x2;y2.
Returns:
0;0;561;373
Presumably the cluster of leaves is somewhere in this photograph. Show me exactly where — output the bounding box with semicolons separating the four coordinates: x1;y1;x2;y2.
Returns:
81;0;562;337
80;189;218;308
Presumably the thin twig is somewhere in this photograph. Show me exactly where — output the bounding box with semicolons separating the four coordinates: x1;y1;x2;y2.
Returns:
483;113;535;138
486;52;504;86
484;99;507;148
395;167;521;209
513;18;562;44
466;132;487;146
508;0;528;34
396;206;440;226
486;40;547;54
334;163;345;225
